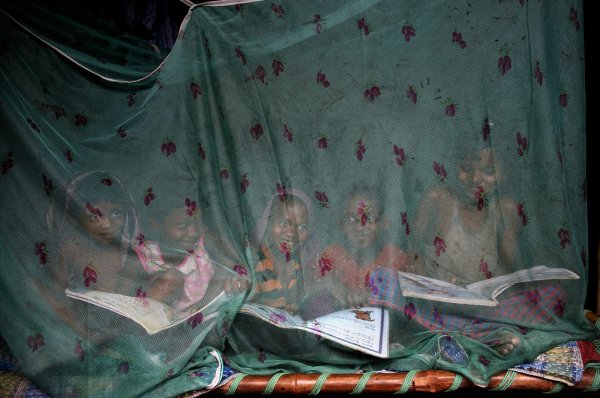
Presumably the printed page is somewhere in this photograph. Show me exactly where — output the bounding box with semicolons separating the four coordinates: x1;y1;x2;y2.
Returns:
238;304;389;358
66;288;227;334
466;265;580;300
237;303;305;328
397;271;494;306
300;307;389;358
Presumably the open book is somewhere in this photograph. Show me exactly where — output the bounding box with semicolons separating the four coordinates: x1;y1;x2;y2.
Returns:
65;288;229;335
238;303;389;358
398;265;579;307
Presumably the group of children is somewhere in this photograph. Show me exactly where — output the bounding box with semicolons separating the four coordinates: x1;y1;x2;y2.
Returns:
43;171;246;339
44;145;565;358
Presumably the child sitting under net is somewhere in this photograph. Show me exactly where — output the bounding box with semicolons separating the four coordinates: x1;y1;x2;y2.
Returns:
42;171;145;337
300;185;410;319
406;144;576;356
134;185;247;312
248;189;319;314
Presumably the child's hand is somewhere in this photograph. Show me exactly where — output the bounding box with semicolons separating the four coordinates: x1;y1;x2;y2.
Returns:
224;277;248;296
148;268;185;305
284;303;299;314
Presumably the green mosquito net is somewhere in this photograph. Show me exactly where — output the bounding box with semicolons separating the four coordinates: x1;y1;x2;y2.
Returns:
0;0;597;396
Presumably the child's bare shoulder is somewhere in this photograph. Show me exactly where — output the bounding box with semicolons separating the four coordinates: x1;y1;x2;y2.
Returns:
423;185;453;205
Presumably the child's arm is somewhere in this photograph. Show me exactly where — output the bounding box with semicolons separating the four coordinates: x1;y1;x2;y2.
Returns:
498;197;524;272
224;277;248;296
147;268;185;306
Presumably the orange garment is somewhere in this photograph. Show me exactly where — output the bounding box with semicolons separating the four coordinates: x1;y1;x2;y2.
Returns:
253;245;301;309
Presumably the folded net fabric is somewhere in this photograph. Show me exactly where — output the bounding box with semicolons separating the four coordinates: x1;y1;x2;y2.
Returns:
0;0;597;396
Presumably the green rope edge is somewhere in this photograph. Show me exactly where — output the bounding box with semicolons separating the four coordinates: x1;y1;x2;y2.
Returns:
225;373;247;395
585;368;600;392
444;374;463;392
542;383;564;394
261;372;288;395
350;371;374;395
489;370;517;391
308;373;330;395
394;370;417;394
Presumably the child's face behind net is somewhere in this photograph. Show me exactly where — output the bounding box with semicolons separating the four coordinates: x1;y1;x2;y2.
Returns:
77;200;126;245
269;201;308;250
342;195;380;249
457;148;501;204
161;206;203;252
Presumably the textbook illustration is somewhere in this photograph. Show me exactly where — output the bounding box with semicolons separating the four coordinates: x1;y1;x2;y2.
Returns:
397;265;579;307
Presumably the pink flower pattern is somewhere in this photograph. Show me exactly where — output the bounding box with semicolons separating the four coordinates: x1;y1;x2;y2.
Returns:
570;7;580;31
42;174;53;195
233;264;248;276
235;46;247;65
393;145;406;166
314;191;329;207
316;71;330;87
64;149;73;162
434;236;446;257
34;241;47;265
187;313;204;328
241;173;250;193
357;18;370;36
27;118;40;133
533;61;544;86
406;85;417;104
26;333;44;352
250;123;264;140
83;266;98;287
433;161;447;182
276;183;287;202
316;136;328;149
498;46;512;75
143;188;155;206
481;118;491;141
479;257;492;279
558;227;571;249
279;242;292;262
404;302;416;320
74;340;85;361
452;31;467;49
474;186;487;211
402;24;416;42
283;124;293;143
363;86;380;102
74;114;87;127
355;139;366;160
185;198;198;216
272;59;284;76
314;15;323;34
517;203;528;226
191;82;202;99
357;200;369;226
401;212;410;235
271;3;284;18
559;92;568;107
516;132;528;157
318;256;333;276
161;139;176;156
197;143;206;160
